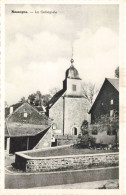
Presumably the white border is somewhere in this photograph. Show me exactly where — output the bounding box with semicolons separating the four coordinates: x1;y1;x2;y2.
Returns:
0;0;125;194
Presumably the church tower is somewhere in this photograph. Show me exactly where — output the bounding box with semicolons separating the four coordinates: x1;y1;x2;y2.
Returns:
47;58;90;137
63;58;83;97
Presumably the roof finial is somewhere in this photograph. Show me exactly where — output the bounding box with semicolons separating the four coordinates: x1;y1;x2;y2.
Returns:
70;45;74;65
72;45;73;58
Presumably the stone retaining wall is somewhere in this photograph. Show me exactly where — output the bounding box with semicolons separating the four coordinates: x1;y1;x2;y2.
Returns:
15;150;119;173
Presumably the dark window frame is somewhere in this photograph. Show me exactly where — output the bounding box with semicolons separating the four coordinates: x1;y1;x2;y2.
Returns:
72;84;76;91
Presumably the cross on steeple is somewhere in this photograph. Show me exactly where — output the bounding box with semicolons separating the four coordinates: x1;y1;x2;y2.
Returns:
70;45;74;66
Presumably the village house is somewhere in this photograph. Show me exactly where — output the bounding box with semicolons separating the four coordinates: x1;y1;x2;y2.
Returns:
89;78;119;123
88;78;119;145
46;58;90;145
5;102;52;154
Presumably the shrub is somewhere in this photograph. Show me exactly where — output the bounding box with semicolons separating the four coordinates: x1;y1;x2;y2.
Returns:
88;136;96;147
92;128;98;135
76;134;96;148
81;120;88;135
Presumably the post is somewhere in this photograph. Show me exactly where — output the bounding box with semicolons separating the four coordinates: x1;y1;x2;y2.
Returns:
6;137;10;154
27;137;29;150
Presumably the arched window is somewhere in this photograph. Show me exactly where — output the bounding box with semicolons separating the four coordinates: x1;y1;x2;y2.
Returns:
72;127;77;135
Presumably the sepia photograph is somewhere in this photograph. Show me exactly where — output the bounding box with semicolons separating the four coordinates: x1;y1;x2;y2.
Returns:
2;2;122;192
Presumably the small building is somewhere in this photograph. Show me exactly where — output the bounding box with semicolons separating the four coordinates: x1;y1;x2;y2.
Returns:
89;78;119;123
5;102;52;154
46;59;90;139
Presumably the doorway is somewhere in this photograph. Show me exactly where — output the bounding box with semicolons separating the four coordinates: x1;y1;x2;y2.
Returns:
72;127;77;135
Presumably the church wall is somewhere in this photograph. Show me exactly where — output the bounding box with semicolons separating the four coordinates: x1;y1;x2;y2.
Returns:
64;97;89;135
65;78;83;96
49;97;63;134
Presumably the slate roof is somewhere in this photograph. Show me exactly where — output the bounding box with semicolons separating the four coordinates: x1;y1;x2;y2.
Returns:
5;102;52;137
35;105;46;112
89;78;119;114
5;107;10;118
5;122;50;137
47;89;66;109
5;102;23;118
5;102;48;119
5;123;9;137
10;102;23;111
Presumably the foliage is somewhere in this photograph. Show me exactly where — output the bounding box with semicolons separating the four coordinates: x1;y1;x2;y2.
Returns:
91;127;98;135
76;120;96;148
90;111;119;148
19;97;26;103
49;87;60;97
28;91;51;106
115;66;119;78
76;134;96;148
82;82;99;104
20;87;60;107
81;120;88;135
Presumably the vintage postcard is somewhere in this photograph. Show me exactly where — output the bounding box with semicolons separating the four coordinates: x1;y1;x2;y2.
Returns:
0;0;125;194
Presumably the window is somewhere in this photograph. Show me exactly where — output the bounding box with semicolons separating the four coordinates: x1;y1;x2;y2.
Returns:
72;84;76;91
110;99;113;105
110;110;114;117
24;112;27;118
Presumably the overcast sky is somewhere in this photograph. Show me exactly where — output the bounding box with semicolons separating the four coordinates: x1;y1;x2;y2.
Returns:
5;4;119;105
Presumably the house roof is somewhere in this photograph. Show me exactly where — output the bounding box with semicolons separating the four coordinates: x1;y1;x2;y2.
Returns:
47;89;66;109
6;102;51;120
35;105;46;112
5;102;23;118
10;102;23;111
5;122;50;137
5;107;10;118
5;123;9;137
89;78;119;114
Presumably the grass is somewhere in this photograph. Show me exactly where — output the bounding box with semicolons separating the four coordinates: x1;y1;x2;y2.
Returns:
25;145;118;157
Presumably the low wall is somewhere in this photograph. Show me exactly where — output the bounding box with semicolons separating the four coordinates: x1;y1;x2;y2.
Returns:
5;167;119;189
55;135;78;146
15;149;119;173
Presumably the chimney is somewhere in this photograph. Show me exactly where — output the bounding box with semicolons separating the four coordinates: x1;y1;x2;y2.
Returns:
10;106;13;114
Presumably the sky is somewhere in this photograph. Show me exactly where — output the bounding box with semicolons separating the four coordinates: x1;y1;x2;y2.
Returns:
5;4;119;105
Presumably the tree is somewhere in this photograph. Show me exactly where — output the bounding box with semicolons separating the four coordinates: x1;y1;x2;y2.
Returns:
82;82;99;104
49;87;60;97
81;120;88;135
28;91;51;106
19;97;26;103
28;93;36;105
115;66;119;78
74;120;96;148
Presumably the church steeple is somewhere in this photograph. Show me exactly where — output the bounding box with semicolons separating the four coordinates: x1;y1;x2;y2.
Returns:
70;58;74;66
65;58;81;80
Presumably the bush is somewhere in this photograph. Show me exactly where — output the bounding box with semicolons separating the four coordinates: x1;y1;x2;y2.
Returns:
88;136;96;147
81;120;88;135
107;129;112;135
76;134;96;148
92;128;98;135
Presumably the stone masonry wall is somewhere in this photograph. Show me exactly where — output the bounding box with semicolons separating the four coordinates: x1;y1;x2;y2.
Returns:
64;97;90;135
49;97;63;133
22;152;119;172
